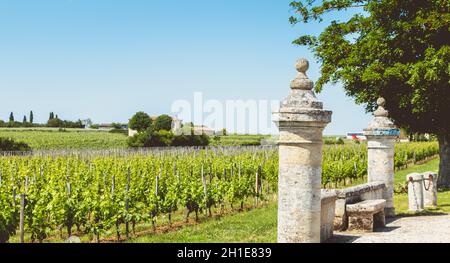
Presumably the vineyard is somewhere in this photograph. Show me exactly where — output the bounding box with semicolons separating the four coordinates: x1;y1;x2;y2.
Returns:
0;142;439;243
0;129;128;150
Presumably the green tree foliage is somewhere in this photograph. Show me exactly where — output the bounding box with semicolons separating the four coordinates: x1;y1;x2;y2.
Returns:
0;138;31;151
46;118;83;129
128;129;210;148
127;130;172;148
22;115;27;124
290;0;450;186
47;118;63;128
129;112;152;133
171;134;210;147
9;112;14;123
154;115;173;132
49;112;54;120
29;111;34;124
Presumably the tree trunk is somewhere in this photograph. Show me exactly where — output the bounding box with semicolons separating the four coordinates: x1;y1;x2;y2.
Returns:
437;134;450;188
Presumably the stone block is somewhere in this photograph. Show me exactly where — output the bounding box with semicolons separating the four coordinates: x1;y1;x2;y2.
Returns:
346;199;386;232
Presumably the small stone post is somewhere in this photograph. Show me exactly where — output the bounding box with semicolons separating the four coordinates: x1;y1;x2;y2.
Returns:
407;173;424;212
364;98;399;217
273;58;332;243
423;172;438;207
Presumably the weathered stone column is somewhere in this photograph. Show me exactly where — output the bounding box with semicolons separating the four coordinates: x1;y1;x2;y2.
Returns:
423;172;438;207
273;59;332;243
407;173;424;212
364;98;399;218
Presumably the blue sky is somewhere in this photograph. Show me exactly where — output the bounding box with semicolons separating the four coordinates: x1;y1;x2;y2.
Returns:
0;0;372;135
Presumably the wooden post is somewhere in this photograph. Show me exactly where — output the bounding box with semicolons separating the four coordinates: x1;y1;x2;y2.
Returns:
201;163;208;216
155;174;159;196
20;194;25;243
125;167;131;239
255;169;260;207
67;182;71;197
111;175;115;196
12;189;16;206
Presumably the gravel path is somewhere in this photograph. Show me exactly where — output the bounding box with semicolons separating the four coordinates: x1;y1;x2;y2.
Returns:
330;214;450;243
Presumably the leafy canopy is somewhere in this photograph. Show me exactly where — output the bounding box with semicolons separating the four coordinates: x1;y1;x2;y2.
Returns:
154;114;173;132
129;112;152;133
290;0;450;135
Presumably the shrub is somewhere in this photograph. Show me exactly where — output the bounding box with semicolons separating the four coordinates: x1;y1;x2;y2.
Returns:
324;137;345;145
128;130;210;148
146;130;174;147
336;137;345;145
47;118;64;128
0;138;31;152
153;115;173;131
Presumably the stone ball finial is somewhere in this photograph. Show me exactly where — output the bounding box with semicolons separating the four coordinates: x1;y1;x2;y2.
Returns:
374;97;389;117
296;58;309;74
377;97;386;107
291;58;313;90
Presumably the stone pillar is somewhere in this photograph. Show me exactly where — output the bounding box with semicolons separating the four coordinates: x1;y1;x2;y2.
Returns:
364;98;399;218
273;59;332;243
407;173;424;212
423;172;438;207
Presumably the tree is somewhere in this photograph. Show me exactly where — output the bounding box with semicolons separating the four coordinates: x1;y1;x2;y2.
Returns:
9;112;14;123
154;115;173;131
29;111;34;124
22;115;27;123
49;112;54;120
128;112;152;133
47;118;63;128
290;0;450;187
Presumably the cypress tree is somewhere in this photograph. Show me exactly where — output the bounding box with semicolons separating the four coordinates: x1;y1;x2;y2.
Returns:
29;111;34;124
9;112;14;122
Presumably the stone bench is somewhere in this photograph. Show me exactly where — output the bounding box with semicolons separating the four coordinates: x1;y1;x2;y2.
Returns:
333;182;385;231
346;199;386;232
321;189;338;242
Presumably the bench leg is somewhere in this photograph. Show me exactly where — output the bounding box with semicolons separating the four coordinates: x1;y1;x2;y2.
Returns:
348;213;374;232
333;214;348;231
373;211;385;228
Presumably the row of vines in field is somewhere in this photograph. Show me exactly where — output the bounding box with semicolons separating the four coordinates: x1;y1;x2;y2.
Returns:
0;142;439;243
322;142;439;187
0;130;127;150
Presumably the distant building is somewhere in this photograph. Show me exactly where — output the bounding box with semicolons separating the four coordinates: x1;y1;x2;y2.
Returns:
98;123;115;130
172;117;183;132
346;132;367;141
81;119;93;129
193;125;215;136
128;128;138;137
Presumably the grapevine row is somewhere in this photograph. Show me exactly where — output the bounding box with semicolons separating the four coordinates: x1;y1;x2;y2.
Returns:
0;142;438;242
